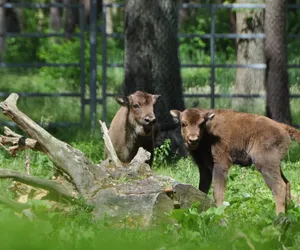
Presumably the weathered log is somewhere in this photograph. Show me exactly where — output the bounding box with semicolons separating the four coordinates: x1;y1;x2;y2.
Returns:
0;93;100;196
0;93;214;227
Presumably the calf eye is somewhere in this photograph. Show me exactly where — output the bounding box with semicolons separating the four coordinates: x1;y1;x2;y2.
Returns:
181;122;187;128
133;104;140;109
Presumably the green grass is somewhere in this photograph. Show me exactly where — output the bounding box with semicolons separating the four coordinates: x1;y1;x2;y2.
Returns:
1;47;300;249
1;138;300;249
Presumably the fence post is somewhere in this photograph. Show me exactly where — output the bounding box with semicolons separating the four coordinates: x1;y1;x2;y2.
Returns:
89;0;97;133
210;5;216;108
79;5;85;125
102;3;107;122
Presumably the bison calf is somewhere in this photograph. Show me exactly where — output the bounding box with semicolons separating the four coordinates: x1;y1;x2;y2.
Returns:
107;91;160;166
170;108;300;215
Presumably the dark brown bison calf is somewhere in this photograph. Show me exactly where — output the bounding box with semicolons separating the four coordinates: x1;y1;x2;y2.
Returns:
108;91;160;166
170;108;300;215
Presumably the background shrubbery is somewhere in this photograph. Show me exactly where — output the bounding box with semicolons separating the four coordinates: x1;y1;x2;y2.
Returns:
1;2;300;249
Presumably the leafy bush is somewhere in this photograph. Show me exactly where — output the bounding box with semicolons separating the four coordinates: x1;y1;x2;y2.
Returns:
153;139;171;167
37;35;91;88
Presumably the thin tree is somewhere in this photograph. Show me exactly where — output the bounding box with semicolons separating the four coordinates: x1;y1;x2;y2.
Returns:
233;0;265;112
123;0;186;155
265;0;291;124
0;0;6;60
63;0;77;34
50;0;62;31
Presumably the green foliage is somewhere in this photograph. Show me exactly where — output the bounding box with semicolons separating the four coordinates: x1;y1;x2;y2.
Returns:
153;139;171;167
1;139;300;249
37;35;91;88
162;162;300;250
3;9;45;63
71;139;105;163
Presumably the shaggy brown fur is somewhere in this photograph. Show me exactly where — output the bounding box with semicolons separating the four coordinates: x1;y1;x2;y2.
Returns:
107;91;160;166
170;108;300;215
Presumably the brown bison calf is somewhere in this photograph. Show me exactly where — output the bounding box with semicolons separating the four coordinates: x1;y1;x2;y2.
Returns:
108;91;160;166
170;108;300;215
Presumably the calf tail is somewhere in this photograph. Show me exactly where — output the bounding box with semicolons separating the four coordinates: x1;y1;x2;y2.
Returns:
285;124;300;142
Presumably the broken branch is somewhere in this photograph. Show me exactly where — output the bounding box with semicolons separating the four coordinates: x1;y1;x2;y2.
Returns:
0;169;75;199
0;93;98;195
99;120;123;168
0;126;43;155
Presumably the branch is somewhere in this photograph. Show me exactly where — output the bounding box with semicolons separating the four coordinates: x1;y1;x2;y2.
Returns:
0;94;56;153
0;195;30;212
0;126;43;156
0;93;98;195
129;147;151;173
99;120;123;168
0;169;75;199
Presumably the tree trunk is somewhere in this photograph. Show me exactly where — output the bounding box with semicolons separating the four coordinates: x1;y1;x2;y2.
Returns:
50;0;62;31
0;0;6;60
103;0;114;34
0;93;213;227
233;0;265;112
63;0;77;34
265;0;291;124
123;0;186;155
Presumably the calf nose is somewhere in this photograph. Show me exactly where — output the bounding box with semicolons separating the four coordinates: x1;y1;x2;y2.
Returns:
188;135;199;144
144;115;156;124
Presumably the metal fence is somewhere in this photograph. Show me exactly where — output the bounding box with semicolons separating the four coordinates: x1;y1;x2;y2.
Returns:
97;2;300;130
0;2;86;127
1;2;300;130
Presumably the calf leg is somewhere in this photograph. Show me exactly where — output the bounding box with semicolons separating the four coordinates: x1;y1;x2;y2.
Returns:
281;170;291;205
213;164;229;206
198;164;213;194
255;162;286;215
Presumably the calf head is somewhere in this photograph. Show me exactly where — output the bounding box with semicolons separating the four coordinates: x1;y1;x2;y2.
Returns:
116;91;160;136
170;108;215;150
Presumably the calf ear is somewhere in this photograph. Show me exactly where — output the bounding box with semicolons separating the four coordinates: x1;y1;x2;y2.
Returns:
115;96;129;106
170;110;181;123
204;112;215;121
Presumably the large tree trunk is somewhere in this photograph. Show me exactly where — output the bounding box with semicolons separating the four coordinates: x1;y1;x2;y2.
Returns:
265;0;291;124
123;0;186;155
233;0;265;111
0;94;213;227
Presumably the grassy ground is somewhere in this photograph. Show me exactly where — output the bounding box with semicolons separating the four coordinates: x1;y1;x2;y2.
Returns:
1;55;300;249
1;138;300;249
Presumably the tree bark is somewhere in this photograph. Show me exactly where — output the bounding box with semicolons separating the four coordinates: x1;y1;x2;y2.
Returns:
63;0;77;34
123;0;186;155
50;0;63;31
0;0;6;59
265;0;291;124
233;0;265;111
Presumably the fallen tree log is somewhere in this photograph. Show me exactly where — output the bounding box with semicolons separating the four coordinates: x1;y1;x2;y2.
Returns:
0;93;214;227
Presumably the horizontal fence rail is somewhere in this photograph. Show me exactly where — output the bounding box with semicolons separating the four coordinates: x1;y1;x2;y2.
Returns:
1;3;300;130
98;3;300;128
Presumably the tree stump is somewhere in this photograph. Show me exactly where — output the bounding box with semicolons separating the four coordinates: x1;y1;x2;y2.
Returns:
0;93;214;227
